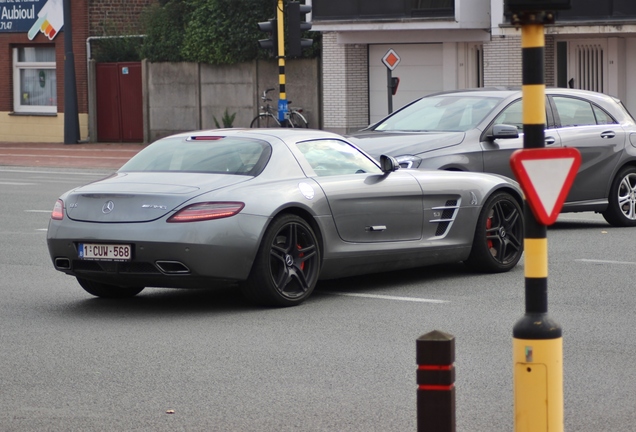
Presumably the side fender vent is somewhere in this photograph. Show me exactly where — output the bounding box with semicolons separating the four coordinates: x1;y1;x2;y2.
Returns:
430;199;460;237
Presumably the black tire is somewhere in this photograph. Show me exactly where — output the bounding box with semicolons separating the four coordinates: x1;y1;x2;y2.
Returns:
77;278;144;298
250;114;281;128
289;112;308;128
464;191;524;273
241;214;321;307
602;166;636;227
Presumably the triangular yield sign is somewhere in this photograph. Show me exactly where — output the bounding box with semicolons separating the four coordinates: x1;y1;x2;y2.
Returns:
510;148;581;225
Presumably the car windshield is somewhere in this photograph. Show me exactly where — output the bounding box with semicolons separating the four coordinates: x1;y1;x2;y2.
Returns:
119;136;272;175
374;95;503;132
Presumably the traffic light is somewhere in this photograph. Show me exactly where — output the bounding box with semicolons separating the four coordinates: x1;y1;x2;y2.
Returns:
287;1;312;57
257;18;278;53
390;77;400;96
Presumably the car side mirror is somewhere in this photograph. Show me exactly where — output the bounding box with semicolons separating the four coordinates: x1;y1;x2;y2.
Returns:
380;155;400;173
490;124;520;139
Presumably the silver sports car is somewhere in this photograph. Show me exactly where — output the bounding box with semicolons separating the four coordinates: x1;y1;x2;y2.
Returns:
47;129;524;306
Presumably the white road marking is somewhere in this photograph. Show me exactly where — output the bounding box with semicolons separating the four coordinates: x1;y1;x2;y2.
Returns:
0;147;138;153
324;291;449;303
0;168;108;176
576;259;636;266
25;210;51;213
1;153;129;160
0;181;36;185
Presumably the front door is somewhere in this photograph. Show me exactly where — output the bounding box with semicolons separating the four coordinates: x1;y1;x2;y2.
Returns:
316;172;423;243
482;98;562;179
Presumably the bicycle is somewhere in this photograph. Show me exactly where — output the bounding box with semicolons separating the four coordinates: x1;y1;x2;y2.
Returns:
250;88;309;128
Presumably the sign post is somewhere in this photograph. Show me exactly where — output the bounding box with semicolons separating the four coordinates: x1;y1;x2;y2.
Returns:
505;1;571;431
381;49;400;114
63;0;80;144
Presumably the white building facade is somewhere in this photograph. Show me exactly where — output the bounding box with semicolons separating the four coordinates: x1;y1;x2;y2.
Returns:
313;0;636;134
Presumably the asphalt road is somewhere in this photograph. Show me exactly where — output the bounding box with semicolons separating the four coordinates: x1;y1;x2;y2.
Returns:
1;166;636;431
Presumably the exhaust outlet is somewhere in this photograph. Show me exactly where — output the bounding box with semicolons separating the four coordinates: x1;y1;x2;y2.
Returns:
54;257;71;270
155;261;190;274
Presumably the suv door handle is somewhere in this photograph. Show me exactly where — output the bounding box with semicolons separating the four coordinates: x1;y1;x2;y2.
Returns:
545;136;556;145
601;131;616;139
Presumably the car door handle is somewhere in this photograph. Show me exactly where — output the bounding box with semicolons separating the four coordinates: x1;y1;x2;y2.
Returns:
545;136;556;145
366;225;387;232
600;131;616;139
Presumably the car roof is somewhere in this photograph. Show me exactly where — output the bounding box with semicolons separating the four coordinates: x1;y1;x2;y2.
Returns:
164;128;345;143
428;86;621;103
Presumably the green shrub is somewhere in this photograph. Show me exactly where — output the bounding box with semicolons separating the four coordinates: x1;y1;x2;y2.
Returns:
181;0;277;64
141;0;320;65
90;21;144;63
213;108;237;128
140;0;192;62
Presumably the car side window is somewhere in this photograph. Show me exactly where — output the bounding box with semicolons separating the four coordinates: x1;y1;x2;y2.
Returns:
493;100;524;131
592;105;617;125
552;96;614;127
296;139;382;177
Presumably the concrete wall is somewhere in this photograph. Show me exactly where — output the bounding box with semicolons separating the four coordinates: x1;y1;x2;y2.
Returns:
201;63;256;130
143;58;321;142
146;62;200;142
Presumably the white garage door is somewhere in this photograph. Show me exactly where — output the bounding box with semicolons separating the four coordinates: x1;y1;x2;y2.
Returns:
369;44;444;125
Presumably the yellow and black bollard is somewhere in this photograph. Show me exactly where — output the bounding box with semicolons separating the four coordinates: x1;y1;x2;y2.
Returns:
507;2;571;430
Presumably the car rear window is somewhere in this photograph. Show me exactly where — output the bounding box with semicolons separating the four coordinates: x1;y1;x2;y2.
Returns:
119;136;272;175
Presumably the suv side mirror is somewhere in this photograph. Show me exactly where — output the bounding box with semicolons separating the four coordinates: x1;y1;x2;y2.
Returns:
490;124;520;139
380;155;400;173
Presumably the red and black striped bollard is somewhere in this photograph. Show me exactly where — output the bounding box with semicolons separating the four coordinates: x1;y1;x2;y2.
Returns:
416;330;456;432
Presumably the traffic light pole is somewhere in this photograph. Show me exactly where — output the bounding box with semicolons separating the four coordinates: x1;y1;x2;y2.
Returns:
276;0;288;123
510;7;563;432
258;1;313;123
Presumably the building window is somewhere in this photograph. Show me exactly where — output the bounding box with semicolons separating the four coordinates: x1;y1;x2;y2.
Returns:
412;0;454;17
13;46;57;114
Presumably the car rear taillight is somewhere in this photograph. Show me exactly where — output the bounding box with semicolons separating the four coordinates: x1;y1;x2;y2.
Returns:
167;202;245;223
51;199;64;220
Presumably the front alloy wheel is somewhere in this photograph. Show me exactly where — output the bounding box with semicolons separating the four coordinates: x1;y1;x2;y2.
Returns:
241;215;321;307
602;166;636;227
465;191;524;273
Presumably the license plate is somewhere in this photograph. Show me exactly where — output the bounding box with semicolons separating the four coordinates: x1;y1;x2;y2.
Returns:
79;243;131;261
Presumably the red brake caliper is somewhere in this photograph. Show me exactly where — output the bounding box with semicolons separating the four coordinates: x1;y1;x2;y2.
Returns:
297;244;305;270
486;216;493;250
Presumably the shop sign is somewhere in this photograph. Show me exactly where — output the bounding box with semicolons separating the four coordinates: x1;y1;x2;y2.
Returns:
0;0;64;40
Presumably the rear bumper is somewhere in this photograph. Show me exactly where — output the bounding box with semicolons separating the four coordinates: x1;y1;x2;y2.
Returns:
46;213;269;288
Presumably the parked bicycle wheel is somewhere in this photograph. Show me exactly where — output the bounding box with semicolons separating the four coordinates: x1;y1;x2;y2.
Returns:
250;114;281;128
289;111;309;128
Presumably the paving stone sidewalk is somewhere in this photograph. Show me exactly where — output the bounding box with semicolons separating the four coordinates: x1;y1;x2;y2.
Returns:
0;142;147;170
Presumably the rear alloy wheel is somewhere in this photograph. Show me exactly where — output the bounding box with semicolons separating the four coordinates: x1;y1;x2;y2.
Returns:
602;166;636;227
465;191;523;273
241;214;321;307
77;278;144;298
